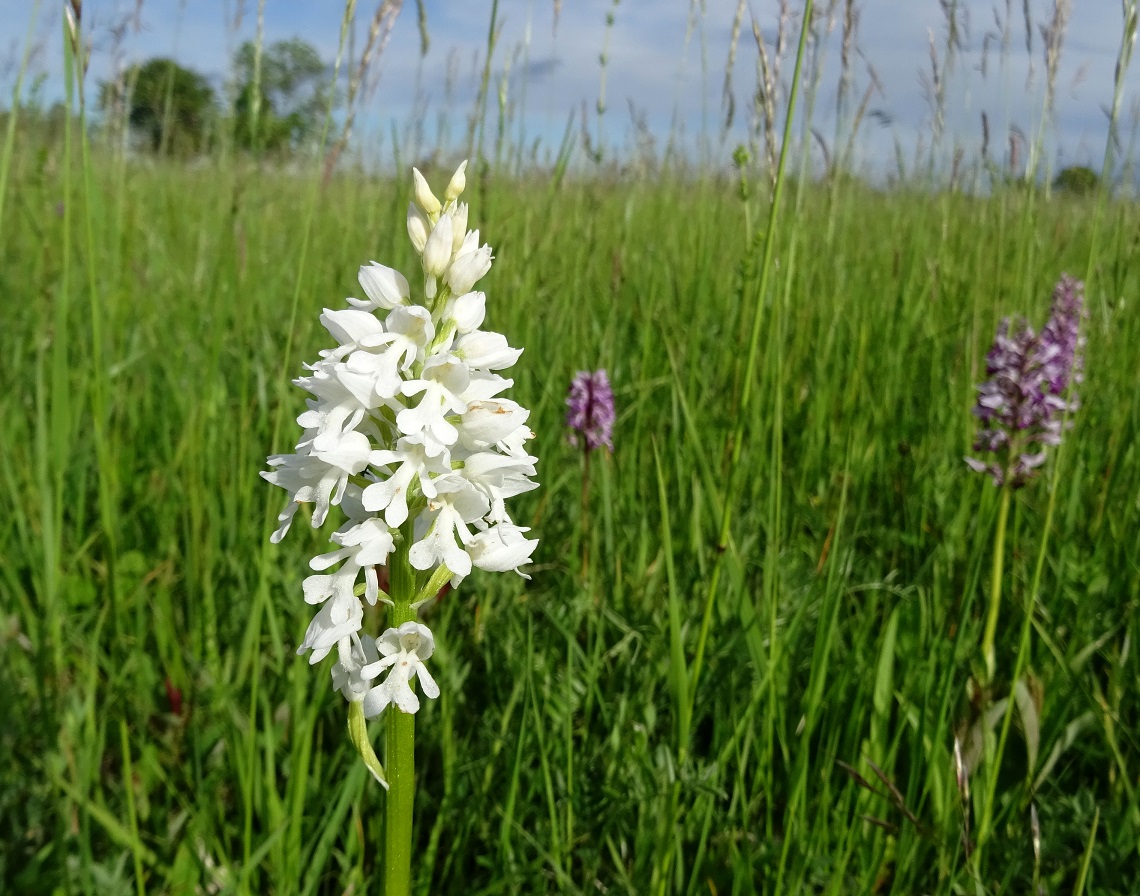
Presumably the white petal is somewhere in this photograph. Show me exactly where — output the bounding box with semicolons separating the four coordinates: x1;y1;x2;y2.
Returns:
321;307;385;346
447;244;493;295
354;262;410;310
412;167;442;215
449;202;469;253
469;524;538;576
417;663;441;699
390;677;421;714
444;160;467;202
362;686;392;718
406;203;430;253
460;400;530;446
422;215;454;278
456;331;522;370
297;592;363;662
447;291;486;333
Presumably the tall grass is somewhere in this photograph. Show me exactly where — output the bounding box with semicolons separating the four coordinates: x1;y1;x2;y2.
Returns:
1;2;1139;895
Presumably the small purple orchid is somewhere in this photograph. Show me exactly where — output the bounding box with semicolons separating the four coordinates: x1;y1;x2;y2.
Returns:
966;275;1086;488
566;369;615;453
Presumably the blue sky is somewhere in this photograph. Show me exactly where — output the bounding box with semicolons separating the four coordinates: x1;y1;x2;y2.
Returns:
5;0;1138;176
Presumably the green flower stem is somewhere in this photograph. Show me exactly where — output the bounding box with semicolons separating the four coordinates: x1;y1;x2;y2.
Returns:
973;484;1012;872
385;522;418;896
981;485;1011;685
579;445;591;580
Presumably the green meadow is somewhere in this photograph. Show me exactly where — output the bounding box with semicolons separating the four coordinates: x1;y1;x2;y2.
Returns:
2;6;1140;895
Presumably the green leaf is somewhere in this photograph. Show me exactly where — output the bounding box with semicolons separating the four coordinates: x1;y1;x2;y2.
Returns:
1012;675;1040;773
347;700;388;789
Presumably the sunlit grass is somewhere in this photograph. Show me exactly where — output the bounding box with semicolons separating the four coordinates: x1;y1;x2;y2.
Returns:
1;136;1137;893
2;1;1140;886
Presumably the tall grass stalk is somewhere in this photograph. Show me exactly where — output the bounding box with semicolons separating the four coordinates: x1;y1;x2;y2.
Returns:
0;0;40;231
692;0;814;730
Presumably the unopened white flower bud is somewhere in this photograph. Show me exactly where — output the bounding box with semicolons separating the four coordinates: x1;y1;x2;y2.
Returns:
450;202;469;254
353;262;410;310
456;331;521;369
422;215;454;279
444;160;468;202
407;202;430;253
448;242;493;295
412;168;442;216
447;291;486;333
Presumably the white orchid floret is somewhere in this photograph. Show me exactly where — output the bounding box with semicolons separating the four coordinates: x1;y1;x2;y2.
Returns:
407;202;430;253
445;290;486;334
455;330;522;370
398;355;471;454
332;633;380;703
309;516;395;605
302;569;352;606
447;230;493;295
263;422;370;538
458;451;539;522
304;425;372;479
412;168;442;216
320;307;386;358
337;306;435;405
365;303;436;358
294;361;368;437
444;160;467;203
351;262;410;311
449;202;470;253
421;215;453;278
468;520;538;577
262;452;342;540
360;622;441;717
363;434;450;527
297;583;363;664
408;477;489;577
460;369;514;404
457;399;530;449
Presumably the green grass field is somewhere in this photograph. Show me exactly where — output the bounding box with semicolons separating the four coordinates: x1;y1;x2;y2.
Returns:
2;7;1140;893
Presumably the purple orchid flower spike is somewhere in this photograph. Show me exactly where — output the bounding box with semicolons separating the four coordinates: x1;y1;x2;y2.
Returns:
566;369;615;453
966;275;1086;488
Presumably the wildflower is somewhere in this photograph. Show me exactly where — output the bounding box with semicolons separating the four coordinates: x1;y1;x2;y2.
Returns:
1038;274;1085;400
360;622;441;717
965;275;1085;488
566;369;615;452
263;160;538;710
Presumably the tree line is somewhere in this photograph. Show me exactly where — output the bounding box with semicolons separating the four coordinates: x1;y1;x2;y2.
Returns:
98;38;333;157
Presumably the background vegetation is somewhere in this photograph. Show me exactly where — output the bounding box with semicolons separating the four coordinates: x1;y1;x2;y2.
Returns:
1;1;1137;894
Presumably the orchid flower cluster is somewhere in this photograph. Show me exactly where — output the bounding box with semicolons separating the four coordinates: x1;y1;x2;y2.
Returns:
263;161;538;721
566;369;615;452
966;274;1085;488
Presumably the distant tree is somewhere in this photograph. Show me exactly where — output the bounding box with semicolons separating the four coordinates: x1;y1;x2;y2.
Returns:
1053;165;1101;195
100;58;216;154
231;39;332;154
